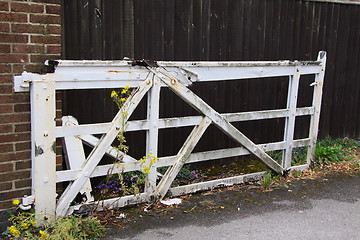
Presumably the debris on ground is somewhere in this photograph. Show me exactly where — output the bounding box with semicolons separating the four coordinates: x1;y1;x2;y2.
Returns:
160;198;182;206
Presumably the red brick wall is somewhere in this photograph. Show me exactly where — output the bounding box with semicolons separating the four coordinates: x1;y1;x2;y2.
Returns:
0;0;61;210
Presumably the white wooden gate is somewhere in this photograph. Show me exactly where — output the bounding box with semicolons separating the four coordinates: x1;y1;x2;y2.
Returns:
14;51;326;220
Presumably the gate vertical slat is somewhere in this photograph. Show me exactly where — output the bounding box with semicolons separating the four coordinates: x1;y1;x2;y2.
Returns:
145;77;161;196
282;65;301;169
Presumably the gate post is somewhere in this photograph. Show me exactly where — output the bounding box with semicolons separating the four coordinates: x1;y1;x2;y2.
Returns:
307;51;327;164
30;74;57;221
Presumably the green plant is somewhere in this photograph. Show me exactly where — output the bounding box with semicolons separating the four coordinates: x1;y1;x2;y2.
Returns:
95;88;158;200
257;172;288;190
314;137;350;165
157;165;196;186
315;145;342;165
257;172;280;189
2;201;105;239
47;215;105;240
291;147;307;165
111;86;132;156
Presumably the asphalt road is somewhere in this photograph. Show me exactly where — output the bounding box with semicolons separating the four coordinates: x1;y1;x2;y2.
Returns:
104;171;360;240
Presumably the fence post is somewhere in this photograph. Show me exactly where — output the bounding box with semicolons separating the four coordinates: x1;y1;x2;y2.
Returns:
282;64;301;170
307;51;327;165
146;77;160;197
30;74;57;221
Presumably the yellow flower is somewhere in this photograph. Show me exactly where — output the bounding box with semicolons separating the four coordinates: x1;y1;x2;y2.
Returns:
12;199;20;205
142;166;150;174
139;157;146;163
39;230;49;239
150;157;157;165
111;90;118;98
121;89;128;94
120;98;126;102
21;222;29;229
31;221;37;227
124;85;130;91
9;225;21;237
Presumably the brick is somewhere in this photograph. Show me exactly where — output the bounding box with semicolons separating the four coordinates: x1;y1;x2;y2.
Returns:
0;12;27;22
11;2;44;13
46;24;61;35
12;44;45;54
0;144;13;153
0;23;10;32
56;155;63;164
0;44;10;53
0;64;11;74
31;0;61;4
15;160;30;170
0;182;12;192
0;2;9;11
0;151;30;163
15;179;31;189
15;141;30;151
0;93;29;104
31;35;60;44
46;4;61;14
0;54;29;63
0;33;28;43
13;93;30;103
14;123;30;133
30;14;60;24
12;24;45;34
56;164;62;171
46;45;61;54
30;54;59;63
56;101;62;109
0;84;12;94
12;63;46;74
0;170;30;182
0;163;13;172
0;104;13;113
0;124;12;134
0;75;12;83
0;188;31;202
0;113;30;124
0;94;13;104
14;103;30;112
1;133;30;143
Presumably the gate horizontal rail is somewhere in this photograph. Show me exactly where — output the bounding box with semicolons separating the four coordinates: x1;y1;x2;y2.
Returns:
14;51;326;220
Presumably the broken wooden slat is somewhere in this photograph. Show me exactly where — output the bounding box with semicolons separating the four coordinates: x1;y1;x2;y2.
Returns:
62;116;94;203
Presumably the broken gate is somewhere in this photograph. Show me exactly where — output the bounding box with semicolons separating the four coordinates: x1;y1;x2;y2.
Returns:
14;51;326;220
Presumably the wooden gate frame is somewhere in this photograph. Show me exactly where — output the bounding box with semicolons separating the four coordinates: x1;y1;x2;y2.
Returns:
14;51;326;220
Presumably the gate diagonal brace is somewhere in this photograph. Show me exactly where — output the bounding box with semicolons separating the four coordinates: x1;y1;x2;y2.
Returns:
148;67;284;182
56;79;153;217
155;116;212;200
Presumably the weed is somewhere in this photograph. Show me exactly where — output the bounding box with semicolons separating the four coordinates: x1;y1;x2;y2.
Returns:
257;172;282;190
291;146;307;165
2;202;105;239
314;136;359;165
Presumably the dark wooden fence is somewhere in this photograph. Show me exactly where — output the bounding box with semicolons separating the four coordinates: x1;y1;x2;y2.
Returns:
62;0;360;157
